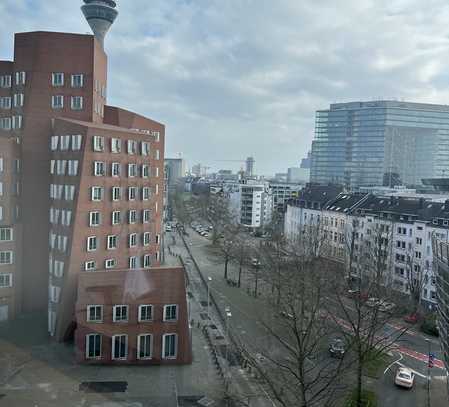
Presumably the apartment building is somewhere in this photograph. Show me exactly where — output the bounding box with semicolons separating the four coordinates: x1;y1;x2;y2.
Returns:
0;2;192;364
285;187;447;308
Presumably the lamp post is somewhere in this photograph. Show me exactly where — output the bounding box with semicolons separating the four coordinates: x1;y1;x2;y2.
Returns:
426;338;431;407
207;277;212;320
225;306;232;364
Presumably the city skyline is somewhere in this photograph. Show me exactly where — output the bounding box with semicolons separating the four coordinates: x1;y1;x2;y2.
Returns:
3;1;449;173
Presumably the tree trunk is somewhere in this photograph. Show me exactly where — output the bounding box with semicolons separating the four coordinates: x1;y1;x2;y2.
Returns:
356;348;363;407
254;268;258;297
224;257;229;280
238;264;243;288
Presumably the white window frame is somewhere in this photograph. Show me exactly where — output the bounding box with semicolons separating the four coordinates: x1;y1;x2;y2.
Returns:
93;161;105;176
0;228;13;242
84;261;96;271
0;273;12;288
143;254;151;269
13;93;24;107
137;334;153;360
0;117;11;130
51;72;64;87
143;210;150;224
112;186;121;201
71;96;83;110
142;164;149;178
71;74;84;88
143;232;151;246
0;96;11;110
93;136;105;152
107;235;118;250
142;187;150;201
0;75;12;88
87;236;97;252
129;256;138;269
89;211;101;227
162;333;178;359
111;162;121;177
0;251;13;265
163;304;178;322
51;95;64;109
128;210;137;224
86;333;102;359
71;134;82;151
15;71;26;85
112;334;128;360
86;305;103;323
113;305;129;323
128;187;137;201
111;138;121;153
138;305;153;322
105;258;116;269
91;186;104;201
128;163;137;177
112;211;121;225
128;233;137;248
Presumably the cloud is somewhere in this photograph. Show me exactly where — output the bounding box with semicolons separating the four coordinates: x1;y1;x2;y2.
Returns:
2;0;449;174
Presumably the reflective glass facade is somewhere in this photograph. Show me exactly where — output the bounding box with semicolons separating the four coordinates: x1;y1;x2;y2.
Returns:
310;101;449;189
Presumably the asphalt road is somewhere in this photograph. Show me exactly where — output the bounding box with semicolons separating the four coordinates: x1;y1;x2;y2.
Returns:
174;225;449;407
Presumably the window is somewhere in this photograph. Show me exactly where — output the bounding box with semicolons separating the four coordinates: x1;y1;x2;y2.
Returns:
0;75;11;88
60;135;70;151
128;187;137;201
163;304;178;321
112;186;121;201
137;334;153;359
87;305;103;322
128;163;137;177
143;210;150;223
153;131;160;142
93;136;105;152
111;162;121;177
89;211;101;227
15;71;26;85
0;273;12;287
112;211;121;225
86;334;101;359
105;258;116;269
162;333;177;359
91;186;104;201
107;235;118;250
13;93;24;107
142;187;150;200
156;235;160;245
87;236;97;252
0;228;13;242
112;335;128;360
129;256;138;269
12;115;22;129
71;96;83;110
0;97;11;109
0;251;13;265
155;150;160;160
93;162;105;176
142;164;149;178
141;141;150;156
143;232;151;246
52;72;64;86
72;135;82;151
143;254;151;268
71;74;84;88
128;233;137;248
138;305;153;322
415;251;422;259
51;95;64;109
127;140;137;154
111;138;121;153
68;160;79;176
128;210;137;224
0;117;11;130
84;261;96;271
416;237;422;245
113;305;128;322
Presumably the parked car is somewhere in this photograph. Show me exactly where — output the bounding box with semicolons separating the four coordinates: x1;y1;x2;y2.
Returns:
394;367;415;389
251;258;261;267
165;225;172;232
329;338;346;358
404;313;420;324
347;289;369;301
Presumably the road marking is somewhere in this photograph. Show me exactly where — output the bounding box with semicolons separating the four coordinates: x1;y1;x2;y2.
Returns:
384;353;403;375
395;361;427;379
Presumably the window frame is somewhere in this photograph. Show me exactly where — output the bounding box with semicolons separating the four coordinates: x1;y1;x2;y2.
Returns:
138;304;153;322
162;333;178;359
113;305;129;323
163;304;178;322
112;334;128;360
86;305;103;323
137;334;153;360
86;333;102;359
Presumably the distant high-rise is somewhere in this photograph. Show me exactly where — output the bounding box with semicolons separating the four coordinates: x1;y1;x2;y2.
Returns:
245;156;255;177
310;101;449;189
81;0;118;47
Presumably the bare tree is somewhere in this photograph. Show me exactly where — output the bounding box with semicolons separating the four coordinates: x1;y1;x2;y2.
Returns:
327;218;407;407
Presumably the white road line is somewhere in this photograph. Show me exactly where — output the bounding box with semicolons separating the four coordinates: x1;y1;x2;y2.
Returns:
384;353;403;375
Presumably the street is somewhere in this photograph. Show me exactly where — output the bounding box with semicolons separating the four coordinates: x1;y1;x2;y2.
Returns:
170;224;449;406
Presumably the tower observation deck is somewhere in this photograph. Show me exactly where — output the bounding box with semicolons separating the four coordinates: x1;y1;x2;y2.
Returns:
81;0;118;47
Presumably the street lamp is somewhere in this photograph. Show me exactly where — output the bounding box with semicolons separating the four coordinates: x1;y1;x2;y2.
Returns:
207;277;212;320
225;306;232;364
425;337;431;407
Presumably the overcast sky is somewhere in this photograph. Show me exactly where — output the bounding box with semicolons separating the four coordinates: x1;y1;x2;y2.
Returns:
1;1;449;175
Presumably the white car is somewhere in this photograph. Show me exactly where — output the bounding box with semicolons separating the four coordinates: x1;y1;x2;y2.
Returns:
394;367;415;389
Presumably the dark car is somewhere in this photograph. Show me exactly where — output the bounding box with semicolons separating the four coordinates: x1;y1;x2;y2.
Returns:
329;338;346;358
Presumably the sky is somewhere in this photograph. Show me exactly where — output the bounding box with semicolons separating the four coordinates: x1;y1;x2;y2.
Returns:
1;1;449;175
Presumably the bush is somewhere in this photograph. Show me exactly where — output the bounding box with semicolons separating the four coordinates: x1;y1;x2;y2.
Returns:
344;389;377;407
420;313;439;337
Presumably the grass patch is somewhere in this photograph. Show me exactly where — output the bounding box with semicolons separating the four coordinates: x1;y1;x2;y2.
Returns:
363;351;391;379
343;389;377;407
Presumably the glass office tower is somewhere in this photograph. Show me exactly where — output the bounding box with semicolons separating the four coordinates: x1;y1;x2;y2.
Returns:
310;101;449;189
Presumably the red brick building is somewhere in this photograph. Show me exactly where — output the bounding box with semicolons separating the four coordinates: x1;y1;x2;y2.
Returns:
75;267;192;364
0;3;191;364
